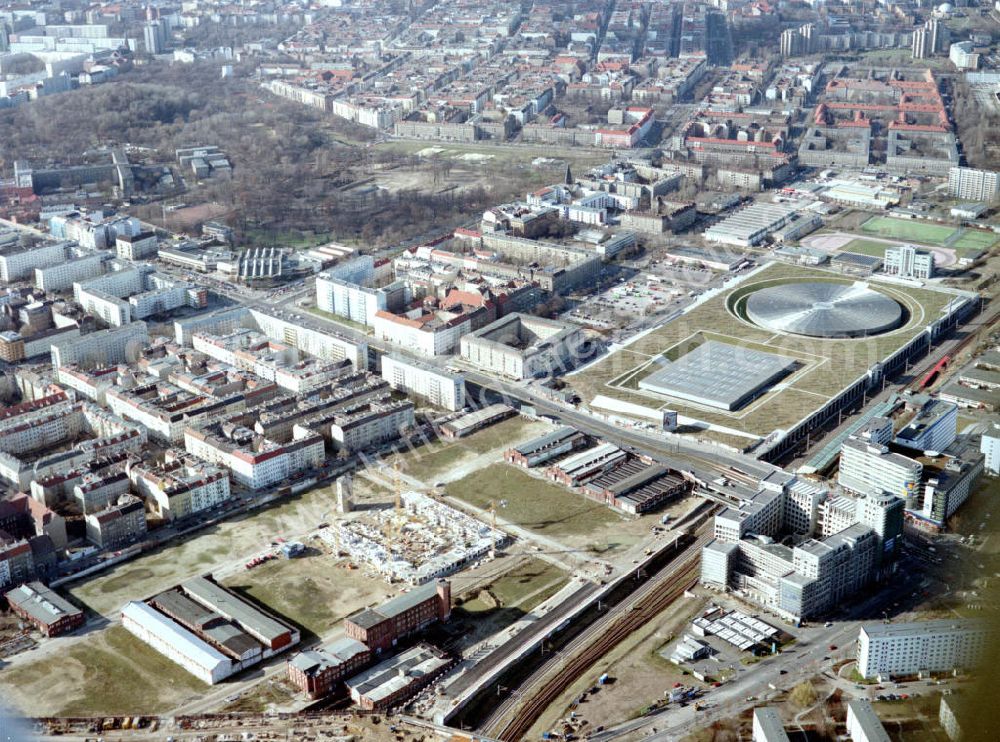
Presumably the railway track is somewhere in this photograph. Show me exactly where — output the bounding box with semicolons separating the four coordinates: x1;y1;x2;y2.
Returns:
480;535;708;741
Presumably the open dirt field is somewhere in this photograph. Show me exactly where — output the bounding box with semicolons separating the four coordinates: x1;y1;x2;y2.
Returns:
222;546;397;640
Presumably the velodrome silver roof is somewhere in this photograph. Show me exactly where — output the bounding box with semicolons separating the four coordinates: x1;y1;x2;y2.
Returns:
638;340;797;411
746;282;902;338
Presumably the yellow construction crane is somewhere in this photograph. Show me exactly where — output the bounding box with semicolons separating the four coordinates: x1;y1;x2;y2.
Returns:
392;460;403;511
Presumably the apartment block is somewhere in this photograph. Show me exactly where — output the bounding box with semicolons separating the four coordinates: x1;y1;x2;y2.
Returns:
948;167;998;202
857;620;993;679
84;493;147;548
380;354;465;411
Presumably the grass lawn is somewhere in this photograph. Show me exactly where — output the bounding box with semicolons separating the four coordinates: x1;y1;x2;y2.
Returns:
951;229;998;251
459;558;568;614
392;416;550;484
842;238;894;258
222;549;396;639
860;216;957;246
304;305;372;334
0;625;208;717
461;415;544;454
448;463;625;541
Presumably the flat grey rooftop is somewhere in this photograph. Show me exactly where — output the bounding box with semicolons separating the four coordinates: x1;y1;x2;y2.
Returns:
638;340;797;411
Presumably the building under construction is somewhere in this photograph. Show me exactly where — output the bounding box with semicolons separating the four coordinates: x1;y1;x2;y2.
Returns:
327;491;509;585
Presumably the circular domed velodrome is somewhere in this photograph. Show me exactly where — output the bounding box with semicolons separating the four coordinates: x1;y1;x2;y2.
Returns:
745;282;904;339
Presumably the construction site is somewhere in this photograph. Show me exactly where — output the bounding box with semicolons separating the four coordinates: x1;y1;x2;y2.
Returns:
323;490;510;585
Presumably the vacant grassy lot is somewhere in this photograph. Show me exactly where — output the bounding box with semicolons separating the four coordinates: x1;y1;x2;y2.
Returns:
304;305;372;334
220;678;298;713
0;625;208;717
391;416;550;484
222;548;396;639
69;479;388;617
860;216;957;246
459;557;568;614
447;463;649;554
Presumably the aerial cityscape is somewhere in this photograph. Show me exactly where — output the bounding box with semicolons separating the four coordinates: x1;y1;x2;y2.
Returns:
0;0;998;740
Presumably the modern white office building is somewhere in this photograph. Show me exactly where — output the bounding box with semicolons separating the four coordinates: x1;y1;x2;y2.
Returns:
884;244;934;280
857;619;993;679
381;354;465;411
838;436;923;501
895;398;958;454
948;167;999;202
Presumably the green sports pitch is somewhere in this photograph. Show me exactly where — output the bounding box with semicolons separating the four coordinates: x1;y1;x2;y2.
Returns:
860;216;957;246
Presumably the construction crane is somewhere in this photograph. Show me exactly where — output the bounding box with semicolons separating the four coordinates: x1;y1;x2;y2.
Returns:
487;499;507;559
392;460;403;511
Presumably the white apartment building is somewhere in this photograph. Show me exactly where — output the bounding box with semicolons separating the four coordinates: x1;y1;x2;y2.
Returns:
981;421;999;475
381;354;465;411
327;400;415;452
948;167;999;202
752;707;790;742
183;427;325;491
847;700;891;742
75;265;200;326
320;254;376;285
115;232;159;261
315;274;406;326
884;244;934;280
373;310;473;357
34;251;107;291
55;366;118;405
50;322;149;367
949;41;980;71
131;458;231;521
857;620;992;679
0;238;69;282
838;436;923;501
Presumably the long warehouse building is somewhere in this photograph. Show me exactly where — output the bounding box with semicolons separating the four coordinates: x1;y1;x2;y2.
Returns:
121;601;233;685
